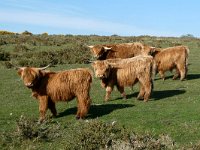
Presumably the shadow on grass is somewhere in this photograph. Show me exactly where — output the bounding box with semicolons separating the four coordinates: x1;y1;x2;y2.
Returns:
154;73;200;81
152;89;186;100
114;89;186;101
154;75;174;81
57;103;135;119
186;74;200;80
88;104;134;118
113;93;138;101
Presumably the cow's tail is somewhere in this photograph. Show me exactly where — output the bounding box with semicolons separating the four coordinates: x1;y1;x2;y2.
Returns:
185;46;190;77
149;58;157;90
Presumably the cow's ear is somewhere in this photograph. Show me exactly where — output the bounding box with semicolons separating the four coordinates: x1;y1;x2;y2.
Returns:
38;70;45;77
17;68;24;77
103;46;112;52
150;47;156;55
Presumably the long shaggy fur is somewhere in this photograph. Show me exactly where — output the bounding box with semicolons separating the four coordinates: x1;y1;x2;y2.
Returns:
18;67;92;121
89;42;155;60
92;56;155;102
152;46;189;80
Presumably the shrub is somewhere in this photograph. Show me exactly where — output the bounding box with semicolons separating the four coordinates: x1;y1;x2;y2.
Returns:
21;31;33;36
14;43;30;52
64;119;129;149
0;116;62;149
63;119;177;150
0;50;10;61
15;116;61;141
0;117;184;150
2;61;13;69
0;30;16;35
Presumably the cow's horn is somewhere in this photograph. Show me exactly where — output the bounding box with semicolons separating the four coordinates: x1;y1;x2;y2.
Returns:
13;65;21;70
38;64;51;70
8;62;22;70
103;46;112;51
88;45;94;48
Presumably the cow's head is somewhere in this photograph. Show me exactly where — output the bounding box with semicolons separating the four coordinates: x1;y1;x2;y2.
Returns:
91;60;111;79
142;45;156;56
147;48;161;57
88;45;112;59
17;65;50;88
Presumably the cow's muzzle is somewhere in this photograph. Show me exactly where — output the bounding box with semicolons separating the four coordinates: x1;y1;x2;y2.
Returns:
25;82;34;88
96;74;106;79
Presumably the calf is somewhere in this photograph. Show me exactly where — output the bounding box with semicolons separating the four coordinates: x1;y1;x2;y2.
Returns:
17;65;92;122
92;56;155;102
150;46;189;80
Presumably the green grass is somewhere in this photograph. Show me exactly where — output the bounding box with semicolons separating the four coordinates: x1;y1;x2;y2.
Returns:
0;35;200;149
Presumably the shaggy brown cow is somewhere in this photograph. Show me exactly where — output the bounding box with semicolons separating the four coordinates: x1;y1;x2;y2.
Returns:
150;46;189;80
17;65;92;122
88;42;155;60
91;56;155;102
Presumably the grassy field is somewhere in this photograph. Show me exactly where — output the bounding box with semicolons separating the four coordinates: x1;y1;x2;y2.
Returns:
0;34;200;149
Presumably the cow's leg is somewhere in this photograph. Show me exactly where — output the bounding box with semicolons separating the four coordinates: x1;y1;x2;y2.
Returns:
173;68;180;80
76;94;91;119
100;80;106;88
143;81;152;102
138;78;152;102
117;85;126;100
137;84;145;100
158;70;165;80
177;64;186;81
48;99;57;118
39;96;48;122
105;86;113;102
185;63;188;79
76;100;81;119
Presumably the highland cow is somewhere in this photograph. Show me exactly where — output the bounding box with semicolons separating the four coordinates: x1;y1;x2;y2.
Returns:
150;46;189;80
91;56;155;102
17;65;92;122
88;42;155;60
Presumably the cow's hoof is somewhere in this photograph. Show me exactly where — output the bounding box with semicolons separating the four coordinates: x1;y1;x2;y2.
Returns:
137;97;143;100
76;116;80;120
123;96;127;100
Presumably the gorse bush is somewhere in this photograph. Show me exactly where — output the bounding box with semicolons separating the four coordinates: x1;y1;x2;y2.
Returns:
1;116;62;149
9;44;91;67
5;116;200;150
64;120;129;149
1;116;178;150
0;30;16;35
15;116;61;141
14;43;30;52
0;50;10;61
1;33;200;68
62;119;177;150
